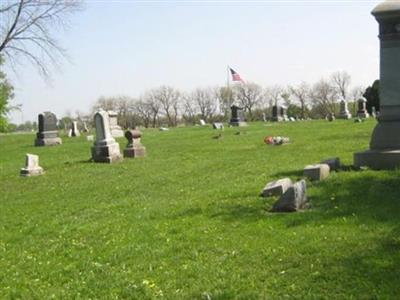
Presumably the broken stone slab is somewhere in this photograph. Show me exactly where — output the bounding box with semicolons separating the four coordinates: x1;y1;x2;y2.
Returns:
303;163;330;181
20;154;44;177
321;157;341;171
261;177;292;197
212;122;224;130
271;180;307;212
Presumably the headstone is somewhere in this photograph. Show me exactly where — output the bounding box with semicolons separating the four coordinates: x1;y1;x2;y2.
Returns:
354;2;400;169
281;105;289;121
212;122;224;130
271;180;307;212
107;111;124;138
338;100;352;119
199;119;206;126
159;127;169;131
321;157;341;171
34;112;62;146
260;178;292;197
289;117;296;122
86;135;94;141
68;121;80;137
357;97;370;118
20;154;44;176
82;122;89;133
229;105;247;127
91;110;122;163
303;164;330;181
123;129;146;158
327;112;335;122
262;112;267;122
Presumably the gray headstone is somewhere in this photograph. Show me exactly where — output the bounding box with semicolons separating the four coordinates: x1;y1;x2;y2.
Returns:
91;110;122;163
271;180;307;212
230;105;247;127
34;112;62;146
20;153;44;176
338;100;352;119
321;157;341;171
107;111;124;138
354;2;400;169
303;164;330;181
212;122;224;130
261;178;292;197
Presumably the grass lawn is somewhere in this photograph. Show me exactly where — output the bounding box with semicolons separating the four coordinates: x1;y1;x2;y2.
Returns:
1;119;400;299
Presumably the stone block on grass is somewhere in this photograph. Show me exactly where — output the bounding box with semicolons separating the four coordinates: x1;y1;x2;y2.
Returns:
272;180;307;212
321;157;341;171
261;178;292;197
303;164;330;181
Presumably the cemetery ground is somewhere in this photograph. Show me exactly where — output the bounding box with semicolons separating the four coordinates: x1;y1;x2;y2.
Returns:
1;120;400;299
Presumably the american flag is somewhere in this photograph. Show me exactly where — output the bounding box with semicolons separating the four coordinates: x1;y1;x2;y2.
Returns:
230;67;245;83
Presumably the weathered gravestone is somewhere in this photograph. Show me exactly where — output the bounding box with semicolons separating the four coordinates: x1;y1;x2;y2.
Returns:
20;154;44;176
321;157;341;171
281;105;289;121
261;177;292;197
357;97;370;118
123;129;146;158
271;180;307;212
271;105;282;122
82;122;89;133
91;110;122;163
68;121;80;137
229;104;247;127
199;119;206;126
212;122;224;130
107;110;124;138
354;1;400;169
34;112;62;146
303;164;330;181
338;99;352;119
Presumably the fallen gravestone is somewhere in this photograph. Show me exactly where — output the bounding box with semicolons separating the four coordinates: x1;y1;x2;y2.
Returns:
159;127;169;131
261;178;292;197
212;122;224;130
303;164;330;181
321;157;341;171
123;129;146;158
91;110;122;163
271;180;307;212
20;154;44;176
34;112;62;146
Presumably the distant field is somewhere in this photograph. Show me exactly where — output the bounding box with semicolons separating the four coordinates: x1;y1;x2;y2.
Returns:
1;120;399;299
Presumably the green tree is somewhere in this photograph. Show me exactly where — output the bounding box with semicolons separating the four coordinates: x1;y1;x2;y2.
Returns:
0;55;14;132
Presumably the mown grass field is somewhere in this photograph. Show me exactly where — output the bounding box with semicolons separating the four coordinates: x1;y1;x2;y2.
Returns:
1;119;400;299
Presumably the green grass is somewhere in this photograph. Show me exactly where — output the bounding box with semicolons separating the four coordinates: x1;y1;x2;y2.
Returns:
1;119;400;299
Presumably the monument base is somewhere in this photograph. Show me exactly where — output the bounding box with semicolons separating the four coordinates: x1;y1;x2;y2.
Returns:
34;137;62;146
123;146;146;158
354;149;400;170
229;121;247;127
91;142;122;163
20;167;44;177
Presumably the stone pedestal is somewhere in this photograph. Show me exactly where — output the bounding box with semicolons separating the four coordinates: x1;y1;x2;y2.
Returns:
354;1;400;169
123;130;146;158
20;154;44;176
356;97;370;119
34;112;62;146
91;110;122;163
108;111;124;138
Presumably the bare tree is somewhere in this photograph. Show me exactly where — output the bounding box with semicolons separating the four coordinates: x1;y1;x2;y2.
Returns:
191;87;217;121
151;86;180;127
310;78;338;115
290;82;310;119
264;85;283;108
134;98;152;128
182;92;197;125
330;71;351;100
235;82;263;120
0;0;82;77
215;86;234;118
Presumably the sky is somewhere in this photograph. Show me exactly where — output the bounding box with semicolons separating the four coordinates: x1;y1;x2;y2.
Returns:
5;0;383;124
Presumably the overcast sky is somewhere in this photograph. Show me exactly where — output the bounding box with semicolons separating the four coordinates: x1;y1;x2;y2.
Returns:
6;0;382;124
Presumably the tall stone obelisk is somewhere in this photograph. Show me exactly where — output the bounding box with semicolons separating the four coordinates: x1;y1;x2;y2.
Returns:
354;1;400;169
